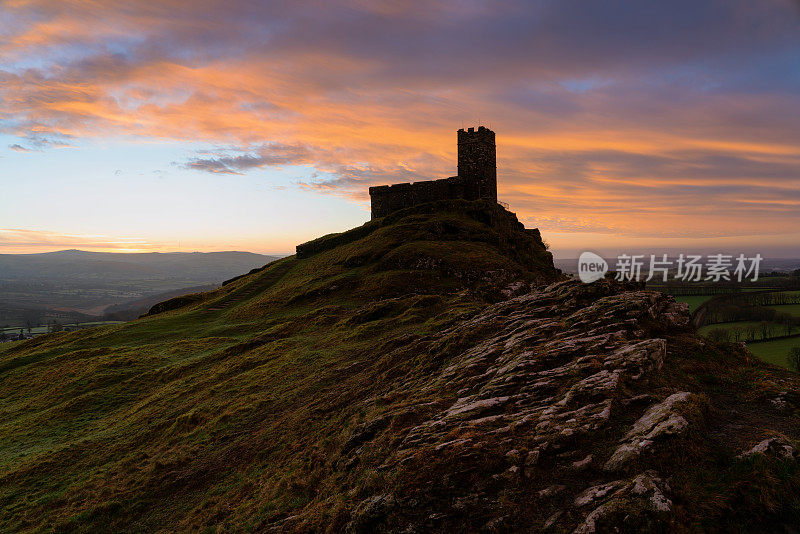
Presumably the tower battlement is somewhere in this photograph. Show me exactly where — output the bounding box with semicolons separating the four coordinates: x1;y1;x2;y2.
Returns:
369;126;498;219
457;126;497;202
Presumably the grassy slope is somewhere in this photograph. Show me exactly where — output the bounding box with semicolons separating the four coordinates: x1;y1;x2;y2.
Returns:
0;201;555;532
747;337;800;368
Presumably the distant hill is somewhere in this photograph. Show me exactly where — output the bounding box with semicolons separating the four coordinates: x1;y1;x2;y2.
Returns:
0;250;283;326
0;249;282;281
1;201;798;532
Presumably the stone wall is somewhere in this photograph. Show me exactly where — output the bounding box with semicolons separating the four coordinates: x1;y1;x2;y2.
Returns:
369;176;465;219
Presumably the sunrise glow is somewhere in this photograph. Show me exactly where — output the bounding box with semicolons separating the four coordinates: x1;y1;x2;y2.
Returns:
2;1;799;257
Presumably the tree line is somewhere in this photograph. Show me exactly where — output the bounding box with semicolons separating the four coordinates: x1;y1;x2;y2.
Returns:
696;291;800;328
705;321;796;343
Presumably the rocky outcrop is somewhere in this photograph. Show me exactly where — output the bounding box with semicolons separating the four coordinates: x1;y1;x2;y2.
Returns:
324;280;707;532
604;391;703;471
392;282;690;466
738;437;798;460
573;472;672;533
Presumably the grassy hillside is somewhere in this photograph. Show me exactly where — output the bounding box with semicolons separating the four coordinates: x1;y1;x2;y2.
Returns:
2;201;799;532
0;200;556;531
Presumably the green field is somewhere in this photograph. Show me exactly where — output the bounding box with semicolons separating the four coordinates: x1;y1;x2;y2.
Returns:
746;337;800;369
1;321;123;336
698;321;799;336
698;321;768;335
698;321;800;369
769;303;800;317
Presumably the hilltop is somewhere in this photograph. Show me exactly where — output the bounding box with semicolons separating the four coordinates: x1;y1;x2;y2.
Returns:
0;201;798;532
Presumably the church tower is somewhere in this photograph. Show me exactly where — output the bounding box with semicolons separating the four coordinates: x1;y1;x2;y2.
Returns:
457;126;497;202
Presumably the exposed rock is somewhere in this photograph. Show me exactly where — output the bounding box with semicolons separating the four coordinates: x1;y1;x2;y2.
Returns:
538;485;567;499
345;494;396;534
445;396;510;418
573;472;672;533
248;278;794;532
738;437;798;460
572;454;593;471
770;391;789;410
604;392;700;471
543;510;564;530
343;416;391;453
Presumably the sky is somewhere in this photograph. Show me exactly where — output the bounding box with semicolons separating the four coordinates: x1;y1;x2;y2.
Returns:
1;0;799;258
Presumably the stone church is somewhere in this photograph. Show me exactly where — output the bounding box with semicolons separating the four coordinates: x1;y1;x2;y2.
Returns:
369;126;497;219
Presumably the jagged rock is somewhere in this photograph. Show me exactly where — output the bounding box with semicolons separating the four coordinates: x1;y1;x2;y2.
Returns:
254;278;790;531
538;485;567;498
738;437;798;460
505;449;522;463
574;480;628;507
543;510;564;529
572;454;593;470
604;392;700;471
343;416;391;453
345;494;396;534
770;392;789;410
573;472;671;533
445;396;510;418
481;515;511;532
523;449;541;477
630;472;672;512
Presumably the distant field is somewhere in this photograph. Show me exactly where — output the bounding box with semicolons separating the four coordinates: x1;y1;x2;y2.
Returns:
746;337;800;369
1;321;123;336
698;320;799;338
699;321;779;334
769;304;800;317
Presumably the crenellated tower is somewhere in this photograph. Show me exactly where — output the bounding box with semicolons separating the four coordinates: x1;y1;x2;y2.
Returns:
457;126;497;202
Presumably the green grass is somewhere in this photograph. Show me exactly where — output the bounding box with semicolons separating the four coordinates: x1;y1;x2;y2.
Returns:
746;337;800;369
698;321;799;337
0;200;557;532
2;321;124;336
698;320;800;368
698;321;765;334
769;304;800;317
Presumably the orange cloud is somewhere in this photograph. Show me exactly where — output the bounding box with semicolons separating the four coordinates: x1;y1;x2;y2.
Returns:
0;229;160;253
1;0;799;249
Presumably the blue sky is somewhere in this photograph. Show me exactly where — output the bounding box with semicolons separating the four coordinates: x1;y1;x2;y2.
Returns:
1;135;365;253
